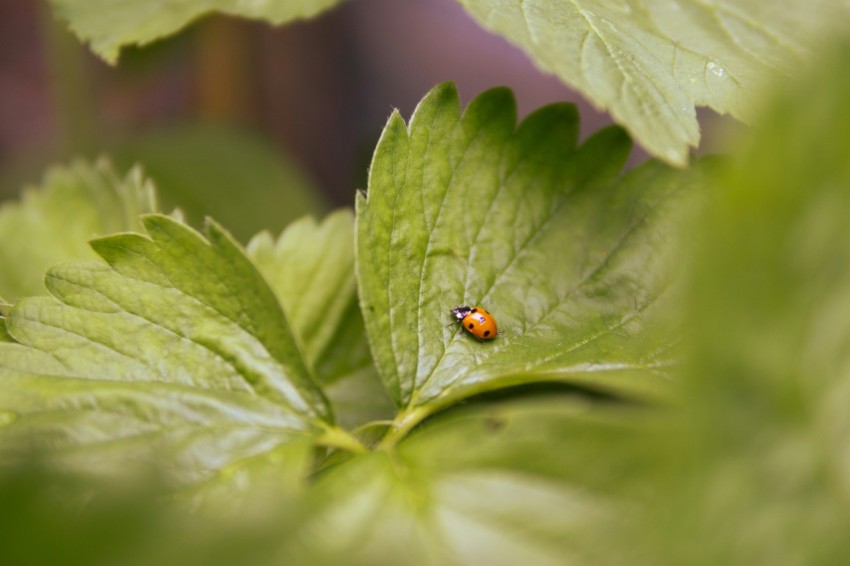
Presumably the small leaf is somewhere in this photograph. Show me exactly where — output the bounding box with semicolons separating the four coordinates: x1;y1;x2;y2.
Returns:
49;0;346;63
248;210;358;370
0;159;157;301
357;83;708;424
248;210;394;428
0;214;334;485
457;0;850;164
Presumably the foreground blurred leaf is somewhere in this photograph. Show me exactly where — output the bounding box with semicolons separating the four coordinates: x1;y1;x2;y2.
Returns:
457;0;850;165
49;0;346;63
609;39;850;565
0;460;298;566
280;397;635;565
0;214;338;486
112;125;325;242
248;211;393;429
357;83;709;436
0;159;157;301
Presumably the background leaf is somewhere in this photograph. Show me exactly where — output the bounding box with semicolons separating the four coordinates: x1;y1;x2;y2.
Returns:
0;215;334;486
356;83;709;429
112;125;326;243
0;159;157;302
248;210;360;370
457;0;850;164
49;0;347;63
248;210;393;429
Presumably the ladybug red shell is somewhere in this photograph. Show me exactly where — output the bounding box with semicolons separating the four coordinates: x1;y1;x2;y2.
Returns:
451;305;498;340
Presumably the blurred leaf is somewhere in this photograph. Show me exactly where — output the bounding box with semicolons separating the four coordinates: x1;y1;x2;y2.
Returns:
0;459;297;566
0;463;167;566
457;0;850;165
608;39;850;565
282;397;635;565
0;214;337;486
180;438;316;518
112;125;325;242
49;0;346;63
0;159;157;302
248;210;393;429
0;321;11;343
357;83;709;433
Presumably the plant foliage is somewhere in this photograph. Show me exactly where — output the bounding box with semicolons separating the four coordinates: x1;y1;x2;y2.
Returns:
49;0;850;163
0;160;158;302
1;83;715;562
4;4;850;561
49;0;346;63
357;83;708;441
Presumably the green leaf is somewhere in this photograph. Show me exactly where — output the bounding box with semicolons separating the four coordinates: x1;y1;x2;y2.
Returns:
111;125;326;242
0;159;158;302
681;38;850;562
357;83;708;430
179;438;317;516
604;39;850;564
49;0;346;63
248;210;358;370
281;397;632;564
248;210;394;429
0;214;337;485
456;0;850;165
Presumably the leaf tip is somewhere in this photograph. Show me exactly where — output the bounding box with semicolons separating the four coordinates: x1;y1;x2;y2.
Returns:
427;81;460;103
409;81;462;126
203;216;243;250
140;212;179;233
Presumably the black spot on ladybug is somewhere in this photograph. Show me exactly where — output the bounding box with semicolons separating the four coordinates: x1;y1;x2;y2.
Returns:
468;323;474;329
471;307;478;313
483;330;490;337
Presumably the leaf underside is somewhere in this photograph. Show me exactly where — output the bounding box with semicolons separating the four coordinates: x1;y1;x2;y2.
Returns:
457;0;850;164
49;0;346;63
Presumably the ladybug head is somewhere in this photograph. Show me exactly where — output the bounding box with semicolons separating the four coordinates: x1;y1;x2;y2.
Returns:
450;305;473;320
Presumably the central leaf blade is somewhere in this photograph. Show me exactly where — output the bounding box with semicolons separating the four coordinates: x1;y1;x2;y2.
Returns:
357;83;706;412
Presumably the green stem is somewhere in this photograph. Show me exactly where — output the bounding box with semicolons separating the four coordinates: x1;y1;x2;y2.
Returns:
317;425;368;455
378;406;432;451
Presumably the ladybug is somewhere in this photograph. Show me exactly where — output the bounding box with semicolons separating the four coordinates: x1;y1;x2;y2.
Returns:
451;305;498;340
